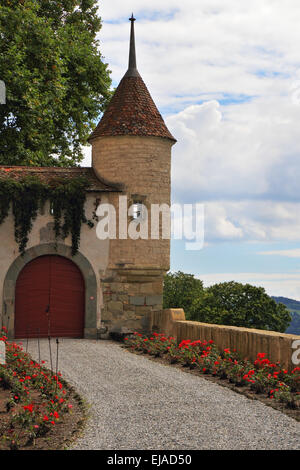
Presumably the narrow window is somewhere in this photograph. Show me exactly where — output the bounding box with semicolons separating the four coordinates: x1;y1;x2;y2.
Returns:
132;202;143;220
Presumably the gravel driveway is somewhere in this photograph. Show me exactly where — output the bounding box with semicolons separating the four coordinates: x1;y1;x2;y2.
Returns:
26;338;300;450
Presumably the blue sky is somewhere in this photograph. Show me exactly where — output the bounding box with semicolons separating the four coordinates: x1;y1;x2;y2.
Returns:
83;1;300;300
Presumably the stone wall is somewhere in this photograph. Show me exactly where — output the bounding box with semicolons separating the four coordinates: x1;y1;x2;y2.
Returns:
91;134;174;335
0;194;109;338
1;133;174;339
150;309;300;371
100;266;164;334
0;186;170;339
92;135;173;270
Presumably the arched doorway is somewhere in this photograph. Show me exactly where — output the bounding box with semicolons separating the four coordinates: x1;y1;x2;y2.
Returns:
15;255;85;338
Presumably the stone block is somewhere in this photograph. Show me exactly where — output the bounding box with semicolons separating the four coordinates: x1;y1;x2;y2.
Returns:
152;281;164;294
146;295;163;306
118;294;129;303
125;311;138;319
84;328;98;339
107;301;123;314
130;296;145;306
100;309;111;321
139;283;158;295
135;306;151;315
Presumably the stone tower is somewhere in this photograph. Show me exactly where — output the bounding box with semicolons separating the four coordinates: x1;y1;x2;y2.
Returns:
89;15;176;335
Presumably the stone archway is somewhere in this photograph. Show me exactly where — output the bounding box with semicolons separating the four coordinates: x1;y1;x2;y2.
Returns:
3;243;98;339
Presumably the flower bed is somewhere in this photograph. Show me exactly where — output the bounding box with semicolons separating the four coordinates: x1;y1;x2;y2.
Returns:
124;332;300;417
0;327;85;450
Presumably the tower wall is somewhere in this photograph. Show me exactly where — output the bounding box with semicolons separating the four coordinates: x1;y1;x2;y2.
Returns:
92;134;173;269
92;134;175;335
92;135;172;200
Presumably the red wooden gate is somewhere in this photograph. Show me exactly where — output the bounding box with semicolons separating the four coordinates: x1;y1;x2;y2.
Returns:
15;255;85;338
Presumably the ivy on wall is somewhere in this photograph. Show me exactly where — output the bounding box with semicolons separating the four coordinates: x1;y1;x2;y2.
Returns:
0;175;94;255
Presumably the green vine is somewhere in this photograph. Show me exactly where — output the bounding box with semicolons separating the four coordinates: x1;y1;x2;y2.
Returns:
0;175;94;256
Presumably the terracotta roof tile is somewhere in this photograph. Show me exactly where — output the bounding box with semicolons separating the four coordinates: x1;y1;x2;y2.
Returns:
89;75;176;142
89;16;176;143
0;166;122;192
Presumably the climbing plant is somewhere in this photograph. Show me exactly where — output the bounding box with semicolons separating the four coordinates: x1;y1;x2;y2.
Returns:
0;175;94;255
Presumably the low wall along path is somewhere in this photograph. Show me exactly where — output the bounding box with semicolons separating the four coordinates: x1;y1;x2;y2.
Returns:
150;309;300;371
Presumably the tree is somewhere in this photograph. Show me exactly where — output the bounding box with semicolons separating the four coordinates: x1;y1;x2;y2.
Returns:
0;0;112;166
190;281;291;332
163;271;204;317
163;271;292;333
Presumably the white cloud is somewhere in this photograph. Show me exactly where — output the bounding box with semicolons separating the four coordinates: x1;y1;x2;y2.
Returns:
91;1;300;299
86;1;300;245
203;200;300;243
258;249;300;258
167;98;300;203
98;0;300;110
165;96;300;242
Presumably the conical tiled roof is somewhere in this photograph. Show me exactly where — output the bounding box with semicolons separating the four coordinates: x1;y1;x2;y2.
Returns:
89;15;176;143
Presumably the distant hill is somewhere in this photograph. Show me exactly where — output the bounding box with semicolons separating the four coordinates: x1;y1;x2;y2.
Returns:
272;296;300;335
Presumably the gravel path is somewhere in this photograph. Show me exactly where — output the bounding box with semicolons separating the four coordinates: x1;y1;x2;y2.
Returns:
26;338;300;450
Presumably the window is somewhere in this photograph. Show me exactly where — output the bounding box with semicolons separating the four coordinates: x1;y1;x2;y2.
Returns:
132;202;143;220
130;194;147;221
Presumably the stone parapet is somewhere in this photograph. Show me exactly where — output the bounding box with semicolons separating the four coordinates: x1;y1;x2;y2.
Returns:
150;309;300;371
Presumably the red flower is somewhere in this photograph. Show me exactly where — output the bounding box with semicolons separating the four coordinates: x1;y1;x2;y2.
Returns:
23;404;33;413
257;353;266;360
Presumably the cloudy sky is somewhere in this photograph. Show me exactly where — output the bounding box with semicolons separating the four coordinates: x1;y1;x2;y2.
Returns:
83;0;300;300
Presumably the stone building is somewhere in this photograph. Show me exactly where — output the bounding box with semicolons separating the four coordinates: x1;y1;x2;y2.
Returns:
0;16;176;340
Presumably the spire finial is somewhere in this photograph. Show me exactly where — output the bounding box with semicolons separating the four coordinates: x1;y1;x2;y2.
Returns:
124;13;140;78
